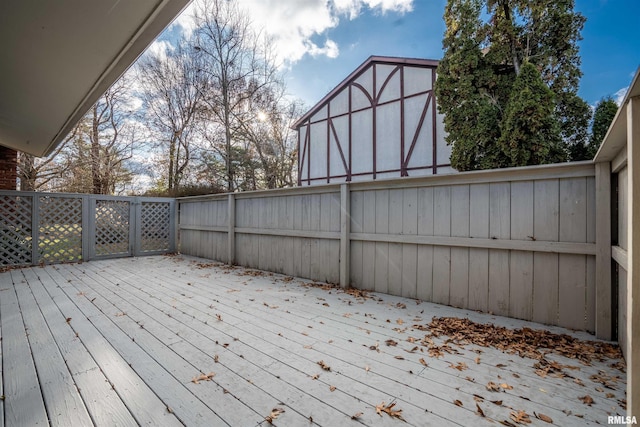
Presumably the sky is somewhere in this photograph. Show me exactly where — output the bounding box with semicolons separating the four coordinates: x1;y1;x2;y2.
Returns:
162;0;640;110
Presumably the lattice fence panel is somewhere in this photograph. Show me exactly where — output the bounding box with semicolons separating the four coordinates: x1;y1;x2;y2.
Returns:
39;196;83;263
95;200;130;256
0;195;33;266
140;202;171;252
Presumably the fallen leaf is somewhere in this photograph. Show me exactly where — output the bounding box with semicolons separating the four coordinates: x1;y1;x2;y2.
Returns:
534;412;553;423
486;382;501;392
397;318;404;325
216;313;222;321
265;407;285;424
579;395;594;406
311;374;319;380
191;372;215;384
329;385;336;392
214;354;219;363
491;400;503;406
509;410;531;424
317;360;331;371
419;358;428;367
394;356;405;360
386;339;398;346
449;362;468;371
351;412;363;420
365;365;370;372
476;403;485;417
475;357;481;364
375;402;405;421
66;317;72;323
500;383;513;390
454;399;463;407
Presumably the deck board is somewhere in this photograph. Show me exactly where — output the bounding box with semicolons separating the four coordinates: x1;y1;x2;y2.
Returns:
0;255;627;426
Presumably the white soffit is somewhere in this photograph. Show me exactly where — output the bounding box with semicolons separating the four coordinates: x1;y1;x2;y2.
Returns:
0;0;191;157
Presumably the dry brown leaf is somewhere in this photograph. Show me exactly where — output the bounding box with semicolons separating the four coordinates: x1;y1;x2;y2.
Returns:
365;365;370;372
216;313;222;321
486;382;501;392
500;383;513;390
509;410;531;424
454;399;463;407
397;318;404;325
476;403;485;417
213;354;219;363
351;412;363;420
419;358;428;367
394;355;405;360
311;374;319;380
448;362;468;371
534;412;553;423
303;344;313;349
329;385;336;392
386;339;398;346
491;400;503;406
579;395;594;406
191;372;215;384
265;407;285;424
317;360;331;371
66;317;72;323
475;356;481;364
375;402;405;421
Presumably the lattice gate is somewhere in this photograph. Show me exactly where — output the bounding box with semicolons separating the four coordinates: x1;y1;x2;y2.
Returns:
0;191;175;267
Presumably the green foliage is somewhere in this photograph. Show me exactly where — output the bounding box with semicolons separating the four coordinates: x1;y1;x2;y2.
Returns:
498;63;563;166
588;96;618;159
435;0;590;170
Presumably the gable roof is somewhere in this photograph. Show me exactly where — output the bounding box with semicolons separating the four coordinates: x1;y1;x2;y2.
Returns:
292;55;439;129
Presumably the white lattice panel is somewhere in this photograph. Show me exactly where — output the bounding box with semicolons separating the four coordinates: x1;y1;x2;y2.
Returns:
39;196;83;263
95;200;130;256
140;202;170;252
0;195;33;266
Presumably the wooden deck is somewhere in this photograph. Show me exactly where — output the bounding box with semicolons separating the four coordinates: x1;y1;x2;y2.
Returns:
0;255;626;426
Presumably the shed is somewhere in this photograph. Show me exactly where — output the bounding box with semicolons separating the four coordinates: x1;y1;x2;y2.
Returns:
293;56;453;186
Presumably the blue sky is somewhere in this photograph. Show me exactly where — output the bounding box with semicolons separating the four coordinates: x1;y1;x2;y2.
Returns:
169;0;639;109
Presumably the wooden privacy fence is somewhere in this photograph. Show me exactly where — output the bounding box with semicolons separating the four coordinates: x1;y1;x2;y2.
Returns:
178;161;612;337
0;191;176;267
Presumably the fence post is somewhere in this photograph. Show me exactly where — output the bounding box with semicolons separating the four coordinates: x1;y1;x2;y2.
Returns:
340;184;350;288
31;194;39;265
82;195;90;261
595;161;612;340
228;193;235;265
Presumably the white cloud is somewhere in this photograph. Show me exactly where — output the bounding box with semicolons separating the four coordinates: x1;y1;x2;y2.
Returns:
145;40;173;62
614;86;628;106
169;0;413;65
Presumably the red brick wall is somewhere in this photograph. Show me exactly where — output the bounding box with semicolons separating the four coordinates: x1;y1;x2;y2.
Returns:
0;146;17;190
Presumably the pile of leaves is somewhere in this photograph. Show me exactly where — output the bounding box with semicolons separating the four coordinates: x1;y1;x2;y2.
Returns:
426;317;622;365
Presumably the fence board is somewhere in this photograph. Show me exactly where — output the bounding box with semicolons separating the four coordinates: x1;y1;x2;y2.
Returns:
532;253;559;325
416;187;434;301
388;190;403;295
450;185;469;308
468;184;489;312
374;190;389;294
350;191;364;287
432;186;451;305
401;188;418;298
362;191;376;291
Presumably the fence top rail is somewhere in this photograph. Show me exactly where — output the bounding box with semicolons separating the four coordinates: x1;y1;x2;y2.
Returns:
0;190;175;203
177;161;595;203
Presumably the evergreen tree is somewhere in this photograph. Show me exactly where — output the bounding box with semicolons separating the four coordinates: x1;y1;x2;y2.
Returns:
498;63;563;166
587;96;618;158
435;0;589;170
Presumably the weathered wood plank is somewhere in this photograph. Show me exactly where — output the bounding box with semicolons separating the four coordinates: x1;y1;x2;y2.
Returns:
559;177;587;243
374;189;389;294
450;185;469;308
532;253;559;326
416;187;434;301
558;254;587;330
388;189;403;296
41;267;184;427
401;188;418;298
350;190;364;287
488;183;510;317
468;183;489;312
432;186;451;305
13;269;93;427
2;271;49;427
24;268;138;426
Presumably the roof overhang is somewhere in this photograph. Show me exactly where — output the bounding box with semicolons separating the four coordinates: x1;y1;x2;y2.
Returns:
594;67;640;162
0;0;191;157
